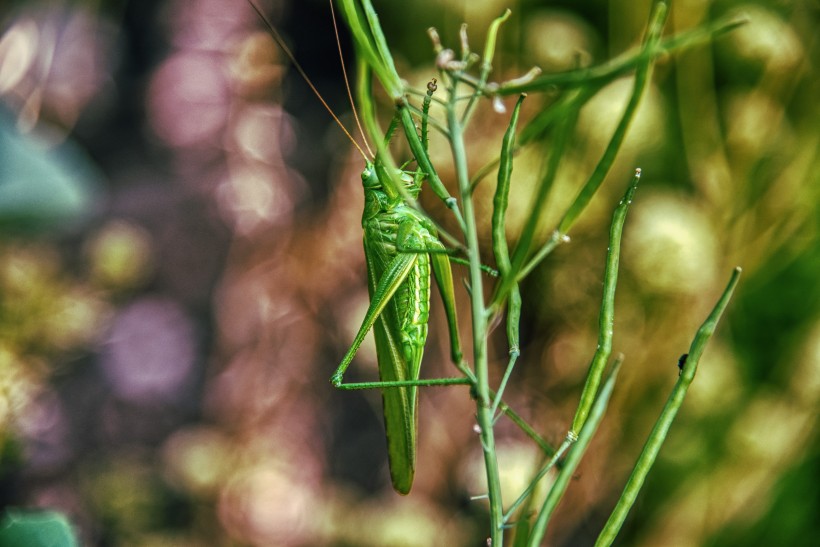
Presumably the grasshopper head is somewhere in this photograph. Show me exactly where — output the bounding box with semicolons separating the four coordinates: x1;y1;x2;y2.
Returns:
361;162;421;200
361;163;381;189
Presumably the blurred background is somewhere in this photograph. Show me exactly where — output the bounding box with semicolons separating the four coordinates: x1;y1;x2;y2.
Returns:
0;0;817;545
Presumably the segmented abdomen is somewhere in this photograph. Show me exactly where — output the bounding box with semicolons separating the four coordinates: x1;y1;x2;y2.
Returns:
364;208;432;373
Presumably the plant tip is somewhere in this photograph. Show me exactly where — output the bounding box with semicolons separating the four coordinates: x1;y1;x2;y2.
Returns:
732;15;751;27
427;27;442;50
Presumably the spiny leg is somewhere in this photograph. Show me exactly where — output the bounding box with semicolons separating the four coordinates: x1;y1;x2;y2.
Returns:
332;243;472;391
395;239;499;277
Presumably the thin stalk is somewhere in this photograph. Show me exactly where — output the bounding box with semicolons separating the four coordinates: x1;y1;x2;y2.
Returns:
570;169;641;435
556;2;667;235
335;377;472;389
513;0;668;285
355;58;405;203
469;85;599;195
510;96;580;268
594;267;742;547
447;85;504;545
336;0;403;99
457;364;556;457
497;14;745;95
526;356;624;546
490;94;526;417
490;92;585;308
518;84;604;147
496;398;554;457
490;307;519;418
398;101;467;233
461;9;511;127
421;78;436;153
405;102;449;138
503;433;574;525
434;7;742;195
513;230;565;283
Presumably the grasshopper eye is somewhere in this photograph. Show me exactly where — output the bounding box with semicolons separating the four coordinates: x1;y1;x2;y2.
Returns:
361;164;380;188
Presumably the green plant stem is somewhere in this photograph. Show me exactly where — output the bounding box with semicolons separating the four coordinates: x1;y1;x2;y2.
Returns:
490;94;526;418
557;2;666;235
335;377;472;389
456;363;555;458
508;0;668;291
526;356;623;546
490;93;583;308
502;433;573;525
354;60;408;202
461;9;511;127
405;102;449;138
497;14;745;95
448;84;504;545
496;396;554;457
337;0;403;99
570;169;641;435
510;100;578;266
594;267;742;547
421;80;435;153
490;295;519;418
397;101;471;239
469;13;744;193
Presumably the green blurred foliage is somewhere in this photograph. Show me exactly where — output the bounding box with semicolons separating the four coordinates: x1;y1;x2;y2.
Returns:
0;510;79;547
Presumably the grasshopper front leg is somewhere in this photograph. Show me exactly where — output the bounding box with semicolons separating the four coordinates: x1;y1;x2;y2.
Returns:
331;251;417;388
331;235;471;390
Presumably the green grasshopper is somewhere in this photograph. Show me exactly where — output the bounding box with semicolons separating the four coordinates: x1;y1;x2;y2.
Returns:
330;160;468;494
247;1;472;494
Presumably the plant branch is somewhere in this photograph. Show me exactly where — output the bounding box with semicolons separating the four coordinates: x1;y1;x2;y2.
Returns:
594;267;742;547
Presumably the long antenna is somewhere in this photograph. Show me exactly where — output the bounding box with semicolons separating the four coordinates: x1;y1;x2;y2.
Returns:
246;0;370;161
328;0;374;158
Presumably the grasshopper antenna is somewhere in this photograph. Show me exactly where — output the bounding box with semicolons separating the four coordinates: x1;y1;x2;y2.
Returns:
328;0;374;158
246;0;372;161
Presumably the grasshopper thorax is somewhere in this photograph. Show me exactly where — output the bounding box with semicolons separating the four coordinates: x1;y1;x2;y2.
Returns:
361;162;421;222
